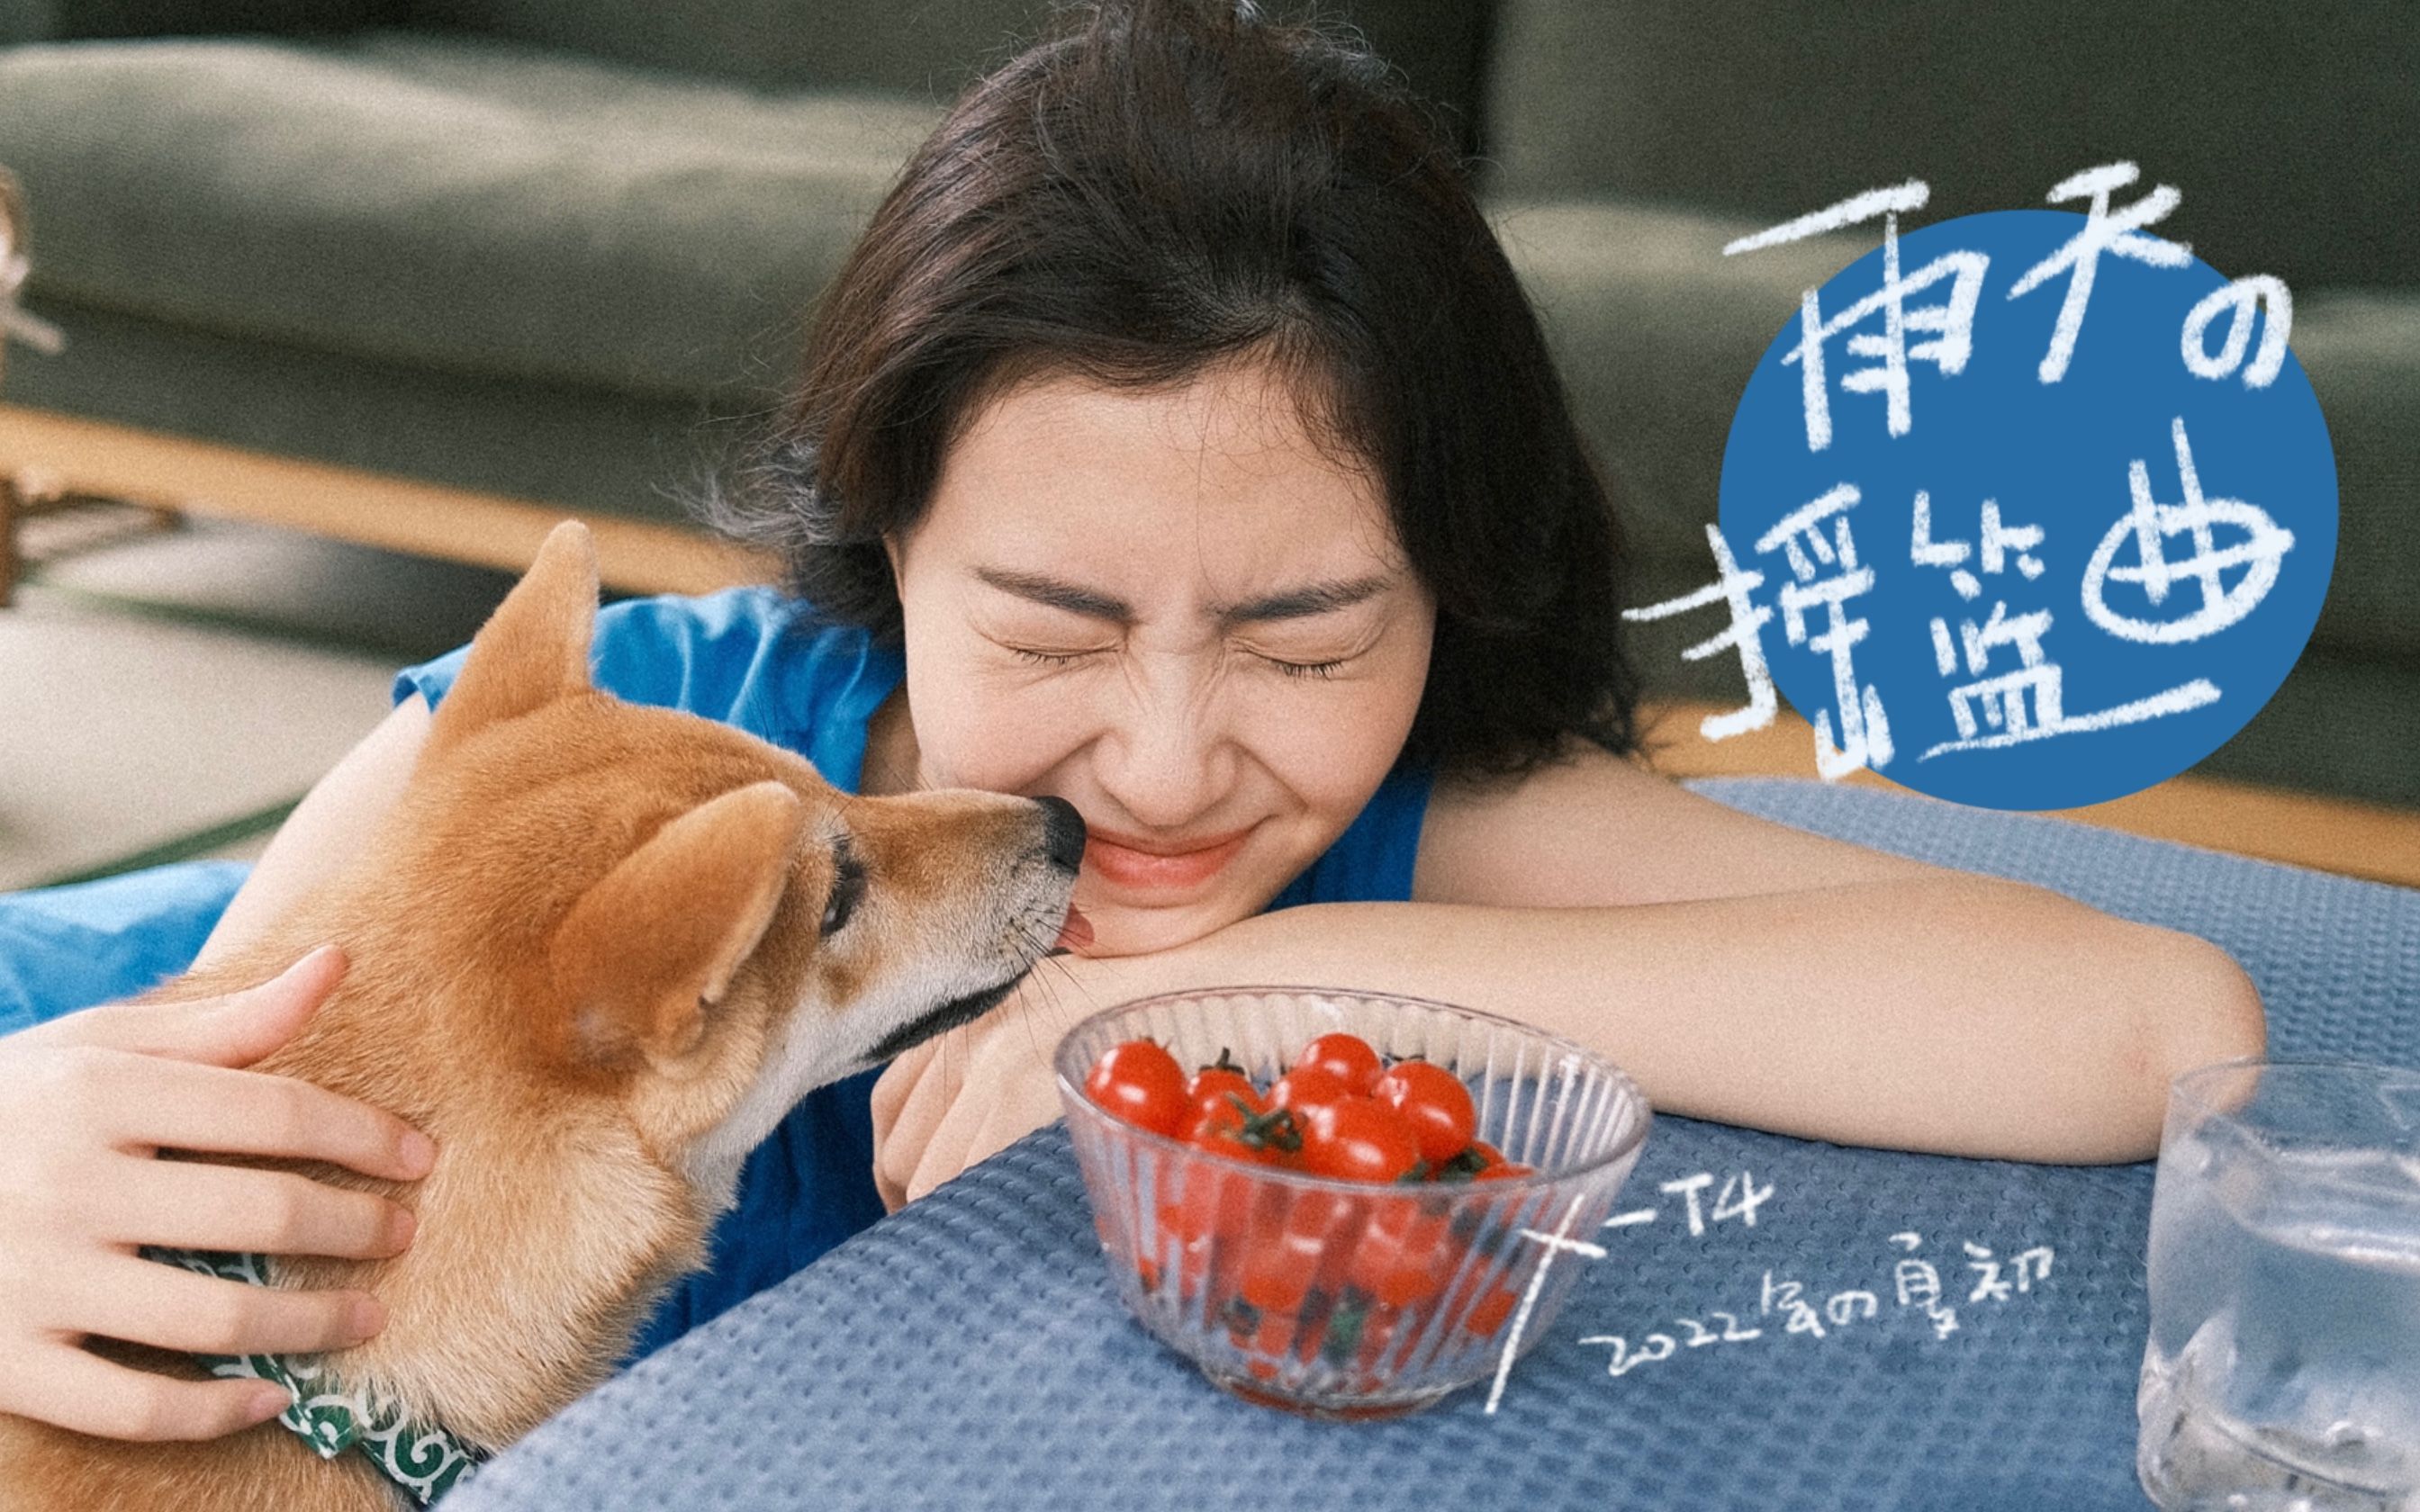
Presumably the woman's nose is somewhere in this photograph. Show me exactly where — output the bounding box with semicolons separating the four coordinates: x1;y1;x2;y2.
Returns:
1093;669;1234;829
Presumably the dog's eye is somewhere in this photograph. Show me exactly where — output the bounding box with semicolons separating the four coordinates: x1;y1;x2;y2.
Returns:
821;846;865;936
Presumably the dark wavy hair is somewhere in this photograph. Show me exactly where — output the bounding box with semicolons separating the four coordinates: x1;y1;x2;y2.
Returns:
697;0;1639;781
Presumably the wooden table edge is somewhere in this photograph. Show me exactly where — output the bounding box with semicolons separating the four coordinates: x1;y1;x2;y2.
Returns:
1;402;781;598
1639;699;2420;890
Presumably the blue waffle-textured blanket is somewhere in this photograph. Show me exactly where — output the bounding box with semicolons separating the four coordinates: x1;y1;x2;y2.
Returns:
438;778;2416;1512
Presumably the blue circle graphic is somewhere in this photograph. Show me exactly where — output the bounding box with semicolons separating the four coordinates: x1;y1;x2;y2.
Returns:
1715;209;2336;810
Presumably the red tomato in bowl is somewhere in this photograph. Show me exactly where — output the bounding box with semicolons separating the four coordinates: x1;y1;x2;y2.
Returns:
1268;1064;1356;1120
1187;1065;1261;1115
1295;1031;1384;1094
1296;1097;1422;1184
1183;1100;1289;1166
1372;1060;1477;1166
1463;1282;1522;1336
1156;1161;1262;1298
1160;1167;1253;1248
1449;1138;1534;1180
1085;1040;1190;1137
1344;1195;1460;1309
1236;1187;1359;1317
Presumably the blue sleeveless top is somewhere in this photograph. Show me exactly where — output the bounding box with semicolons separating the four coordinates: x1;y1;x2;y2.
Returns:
0;586;1431;1362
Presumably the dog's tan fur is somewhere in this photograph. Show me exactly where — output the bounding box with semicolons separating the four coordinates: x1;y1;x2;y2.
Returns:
1;522;1078;1510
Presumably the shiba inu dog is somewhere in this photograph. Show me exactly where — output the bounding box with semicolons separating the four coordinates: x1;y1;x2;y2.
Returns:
0;521;1085;1508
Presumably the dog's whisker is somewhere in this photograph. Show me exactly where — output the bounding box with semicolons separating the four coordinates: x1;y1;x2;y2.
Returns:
1015;964;1070;1060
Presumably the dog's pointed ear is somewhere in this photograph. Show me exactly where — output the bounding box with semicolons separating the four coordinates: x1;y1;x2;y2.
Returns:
548;780;808;1069
429;520;599;752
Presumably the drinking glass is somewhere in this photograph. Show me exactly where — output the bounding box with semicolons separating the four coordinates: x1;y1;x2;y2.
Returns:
2138;1059;2420;1511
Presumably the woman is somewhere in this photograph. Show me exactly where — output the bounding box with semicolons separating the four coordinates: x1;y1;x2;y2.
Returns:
0;0;2262;1444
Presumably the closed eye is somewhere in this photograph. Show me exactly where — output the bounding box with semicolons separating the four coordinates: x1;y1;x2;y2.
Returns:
1013;645;1351;680
822;839;865;936
1261;655;1347;680
1007;646;1094;670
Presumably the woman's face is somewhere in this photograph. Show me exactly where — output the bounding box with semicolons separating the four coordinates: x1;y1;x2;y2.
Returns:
881;357;1436;958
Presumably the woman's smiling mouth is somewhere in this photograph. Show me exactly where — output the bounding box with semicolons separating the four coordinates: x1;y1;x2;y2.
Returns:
1082;827;1253;893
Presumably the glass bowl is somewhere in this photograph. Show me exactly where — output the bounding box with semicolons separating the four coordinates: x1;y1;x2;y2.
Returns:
1053;986;1652;1419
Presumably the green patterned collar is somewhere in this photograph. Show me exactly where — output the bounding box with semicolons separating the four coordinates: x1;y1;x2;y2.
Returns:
143;1248;484;1505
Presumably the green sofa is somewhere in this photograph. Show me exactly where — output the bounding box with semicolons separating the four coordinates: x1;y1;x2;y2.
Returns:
1;0;2412;806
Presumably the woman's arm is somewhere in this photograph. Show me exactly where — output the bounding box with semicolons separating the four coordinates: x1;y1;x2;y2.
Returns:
872;878;2258;1203
871;750;2265;1202
1405;742;2264;1156
193;694;431;971
1129;882;2260;1162
1413;741;1955;908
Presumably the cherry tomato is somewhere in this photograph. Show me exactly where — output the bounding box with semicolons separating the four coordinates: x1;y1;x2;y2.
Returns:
1156;1164;1260;1298
1268;1063;1356;1120
1235;1187;1362;1314
1085;1039;1190;1137
1160;1165;1253;1246
1473;1159;1536;1182
1181;1067;1302;1170
1463;1282;1522;1336
1295;1097;1422;1184
1182;1100;1289;1166
1187;1065;1261;1115
1300;1188;1368;1302
1238;1209;1327;1315
1296;1031;1383;1094
1372;1060;1477;1166
1344;1195;1460;1309
1184;1094;1251;1144
1430;1255;1525;1337
1187;1071;1269;1136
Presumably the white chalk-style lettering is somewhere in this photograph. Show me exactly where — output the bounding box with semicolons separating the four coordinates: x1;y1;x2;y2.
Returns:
1726;179;1987;450
2007;162;2194;383
1758;486;1894;776
2082;415;2295;645
2181;275;2292;389
1620;524;1777;743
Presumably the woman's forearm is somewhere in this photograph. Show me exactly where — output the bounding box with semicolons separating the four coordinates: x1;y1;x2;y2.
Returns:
1154;879;2264;1164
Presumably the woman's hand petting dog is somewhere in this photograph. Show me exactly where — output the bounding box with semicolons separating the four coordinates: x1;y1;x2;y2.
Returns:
0;946;435;1442
871;946;1178;1210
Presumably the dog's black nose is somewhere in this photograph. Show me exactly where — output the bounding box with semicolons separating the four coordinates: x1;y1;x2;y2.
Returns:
1034;795;1087;873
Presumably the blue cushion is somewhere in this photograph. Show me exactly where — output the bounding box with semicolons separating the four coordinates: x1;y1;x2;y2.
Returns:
445;778;2420;1512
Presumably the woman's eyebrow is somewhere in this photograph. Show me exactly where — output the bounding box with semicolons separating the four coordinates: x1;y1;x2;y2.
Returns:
1217;574;1395;625
975;566;1127;620
972;565;1395;625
